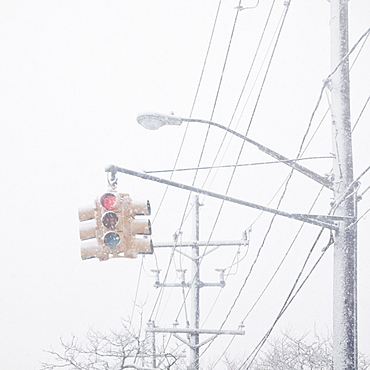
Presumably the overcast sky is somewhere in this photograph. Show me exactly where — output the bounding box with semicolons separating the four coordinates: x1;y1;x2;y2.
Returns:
1;1;369;369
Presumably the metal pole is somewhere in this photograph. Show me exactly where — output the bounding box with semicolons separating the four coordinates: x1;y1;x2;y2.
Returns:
189;195;200;370
330;1;358;368
106;165;344;230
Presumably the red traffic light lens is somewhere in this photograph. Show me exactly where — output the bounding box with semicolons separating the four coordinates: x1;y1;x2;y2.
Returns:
102;212;118;230
104;232;121;249
100;193;117;210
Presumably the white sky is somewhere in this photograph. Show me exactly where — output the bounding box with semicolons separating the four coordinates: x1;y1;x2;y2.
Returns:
0;1;369;369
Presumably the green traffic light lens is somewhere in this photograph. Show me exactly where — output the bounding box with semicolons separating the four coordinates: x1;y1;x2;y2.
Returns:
104;232;121;249
102;212;118;230
100;193;117;210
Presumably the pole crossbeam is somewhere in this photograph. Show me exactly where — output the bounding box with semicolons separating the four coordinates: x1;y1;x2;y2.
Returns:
145;327;245;336
152;240;249;248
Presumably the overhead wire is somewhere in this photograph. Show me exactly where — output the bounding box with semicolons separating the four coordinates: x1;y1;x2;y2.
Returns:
200;1;370;360
241;187;326;323
128;256;144;333
128;3;369;364
158;0;330;362
349;205;370;229
149;0;246;334
318;26;370;147
171;0;244;238
352;96;369;132
202;17;367;253
196;1;293;352
150;3;286;331
145;0;224;324
198;0;278;195
198;0;290;253
143;0;262;350
150;0;223;227
210;220;329;369
144;156;333;174
143;2;290;362
194;0;243;174
208;19;370;370
238;13;370;255
192;0;286;297
198;10;370;370
239;228;329;369
143;4;368;366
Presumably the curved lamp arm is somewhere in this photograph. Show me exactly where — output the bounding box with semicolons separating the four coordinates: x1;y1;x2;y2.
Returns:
137;112;332;189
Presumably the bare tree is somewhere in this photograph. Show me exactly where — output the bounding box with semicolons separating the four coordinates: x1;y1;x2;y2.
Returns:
41;323;185;370
224;331;369;370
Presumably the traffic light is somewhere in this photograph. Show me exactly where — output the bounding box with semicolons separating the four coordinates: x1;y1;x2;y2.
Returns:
122;196;153;258
78;192;153;261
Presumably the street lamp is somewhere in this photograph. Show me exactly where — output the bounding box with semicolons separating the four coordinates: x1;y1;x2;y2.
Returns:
137;112;182;130
137;112;332;190
137;95;358;368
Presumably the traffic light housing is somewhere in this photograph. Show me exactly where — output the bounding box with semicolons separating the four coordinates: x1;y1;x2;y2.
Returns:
78;192;153;261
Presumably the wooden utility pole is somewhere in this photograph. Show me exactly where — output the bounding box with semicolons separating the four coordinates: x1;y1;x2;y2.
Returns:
189;194;200;369
146;195;245;370
330;0;358;368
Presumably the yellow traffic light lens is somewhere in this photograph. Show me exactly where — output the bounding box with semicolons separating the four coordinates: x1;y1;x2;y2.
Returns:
100;193;117;210
102;212;118;230
103;232;121;249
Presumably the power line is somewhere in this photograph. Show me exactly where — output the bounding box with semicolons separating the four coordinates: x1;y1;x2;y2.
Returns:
198;3;297;359
151;3;245;338
143;156;333;174
129;257;145;333
311;27;370;141
352;96;370;132
191;0;243;189
146;2;300;363
239;228;330;369
147;1;224;324
241;186;326;323
150;0;223;226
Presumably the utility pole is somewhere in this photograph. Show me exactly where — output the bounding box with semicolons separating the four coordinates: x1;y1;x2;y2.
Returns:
146;195;245;370
330;0;357;368
190;194;200;369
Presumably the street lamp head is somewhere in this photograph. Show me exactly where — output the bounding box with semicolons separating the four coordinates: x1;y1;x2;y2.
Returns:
137;112;183;130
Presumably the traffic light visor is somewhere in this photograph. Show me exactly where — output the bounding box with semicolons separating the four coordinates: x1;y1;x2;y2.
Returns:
133;238;153;254
130;200;151;216
79;219;97;240
81;239;104;260
78;203;96;222
131;219;151;235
